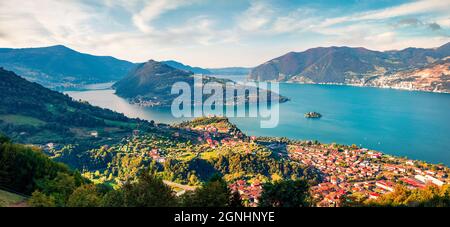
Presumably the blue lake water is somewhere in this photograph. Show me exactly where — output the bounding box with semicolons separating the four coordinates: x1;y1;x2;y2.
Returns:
66;78;450;165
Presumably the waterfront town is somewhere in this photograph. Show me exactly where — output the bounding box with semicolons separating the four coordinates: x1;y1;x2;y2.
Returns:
41;117;450;207
286;143;449;206
178;118;450;207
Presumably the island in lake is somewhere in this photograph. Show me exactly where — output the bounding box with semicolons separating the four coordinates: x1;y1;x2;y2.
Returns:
305;112;322;118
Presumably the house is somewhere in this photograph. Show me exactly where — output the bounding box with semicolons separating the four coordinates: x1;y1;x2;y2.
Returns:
376;181;395;192
415;175;445;186
90;131;99;138
369;192;381;199
46;143;55;149
401;177;426;189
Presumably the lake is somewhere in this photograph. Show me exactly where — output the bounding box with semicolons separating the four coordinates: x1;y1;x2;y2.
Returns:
66;77;450;165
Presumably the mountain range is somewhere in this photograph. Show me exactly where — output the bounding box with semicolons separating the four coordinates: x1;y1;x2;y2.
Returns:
0;45;135;89
249;42;450;93
1;43;449;93
163;60;252;75
0;45;250;91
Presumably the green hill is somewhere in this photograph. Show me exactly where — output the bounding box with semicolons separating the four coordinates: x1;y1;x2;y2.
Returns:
114;60;289;107
0;67;150;146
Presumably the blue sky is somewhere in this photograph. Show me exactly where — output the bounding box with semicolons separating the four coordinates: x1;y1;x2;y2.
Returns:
0;0;449;67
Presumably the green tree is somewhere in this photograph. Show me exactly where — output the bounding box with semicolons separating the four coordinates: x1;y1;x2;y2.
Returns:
28;191;56;207
67;184;102;207
188;171;201;186
0;140;73;194
0;133;10;144
366;185;450;207
259;179;311;207
35;172;78;206
111;171;177;207
101;190;125;207
181;174;233;207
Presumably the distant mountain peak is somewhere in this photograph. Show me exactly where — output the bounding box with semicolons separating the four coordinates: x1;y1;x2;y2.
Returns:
162;60;212;74
35;44;75;53
134;60;184;76
145;59;160;64
47;44;70;49
113;59;193;100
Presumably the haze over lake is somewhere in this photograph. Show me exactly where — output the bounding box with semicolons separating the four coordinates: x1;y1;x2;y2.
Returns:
66;76;450;166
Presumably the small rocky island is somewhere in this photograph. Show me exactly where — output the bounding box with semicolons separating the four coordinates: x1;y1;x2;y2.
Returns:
304;112;322;118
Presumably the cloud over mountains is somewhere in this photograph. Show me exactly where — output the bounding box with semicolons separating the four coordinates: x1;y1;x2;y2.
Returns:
0;0;448;67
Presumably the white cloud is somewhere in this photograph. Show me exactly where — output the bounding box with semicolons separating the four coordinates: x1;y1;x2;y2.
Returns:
317;0;450;28
0;0;448;68
132;0;194;33
270;8;316;34
0;0;104;47
237;1;274;32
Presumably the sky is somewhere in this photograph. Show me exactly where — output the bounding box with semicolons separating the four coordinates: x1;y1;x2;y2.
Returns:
0;0;449;68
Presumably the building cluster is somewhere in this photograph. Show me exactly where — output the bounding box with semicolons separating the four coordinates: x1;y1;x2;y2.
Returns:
229;179;263;207
148;148;166;163
191;124;244;149
287;144;449;207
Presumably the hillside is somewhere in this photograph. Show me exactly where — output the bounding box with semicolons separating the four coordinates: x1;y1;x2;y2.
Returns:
114;60;194;104
114;60;288;107
65;117;312;187
249;42;450;92
0;67;148;146
0;189;26;207
2;112;449;207
365;58;450;92
0;45;136;89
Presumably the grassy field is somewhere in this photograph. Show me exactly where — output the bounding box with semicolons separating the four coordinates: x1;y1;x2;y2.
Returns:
0;189;26;207
200;150;220;160
176;152;197;162
0;114;45;126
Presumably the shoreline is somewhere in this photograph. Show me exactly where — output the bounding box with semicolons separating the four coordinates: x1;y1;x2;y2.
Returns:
63;83;450;166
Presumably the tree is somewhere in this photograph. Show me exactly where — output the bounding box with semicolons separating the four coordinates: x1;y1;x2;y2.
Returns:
0;133;10;144
188;171;201;186
366;185;450;207
181;174;233;207
229;190;243;207
35;172;78;206
0;139;75;194
101;190;125;207
67;184;102;207
28;191;56;207
109;171;177;207
258;179;311;207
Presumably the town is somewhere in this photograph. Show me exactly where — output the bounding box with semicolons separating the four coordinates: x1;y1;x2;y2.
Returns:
41;117;450;207
287;143;449;206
